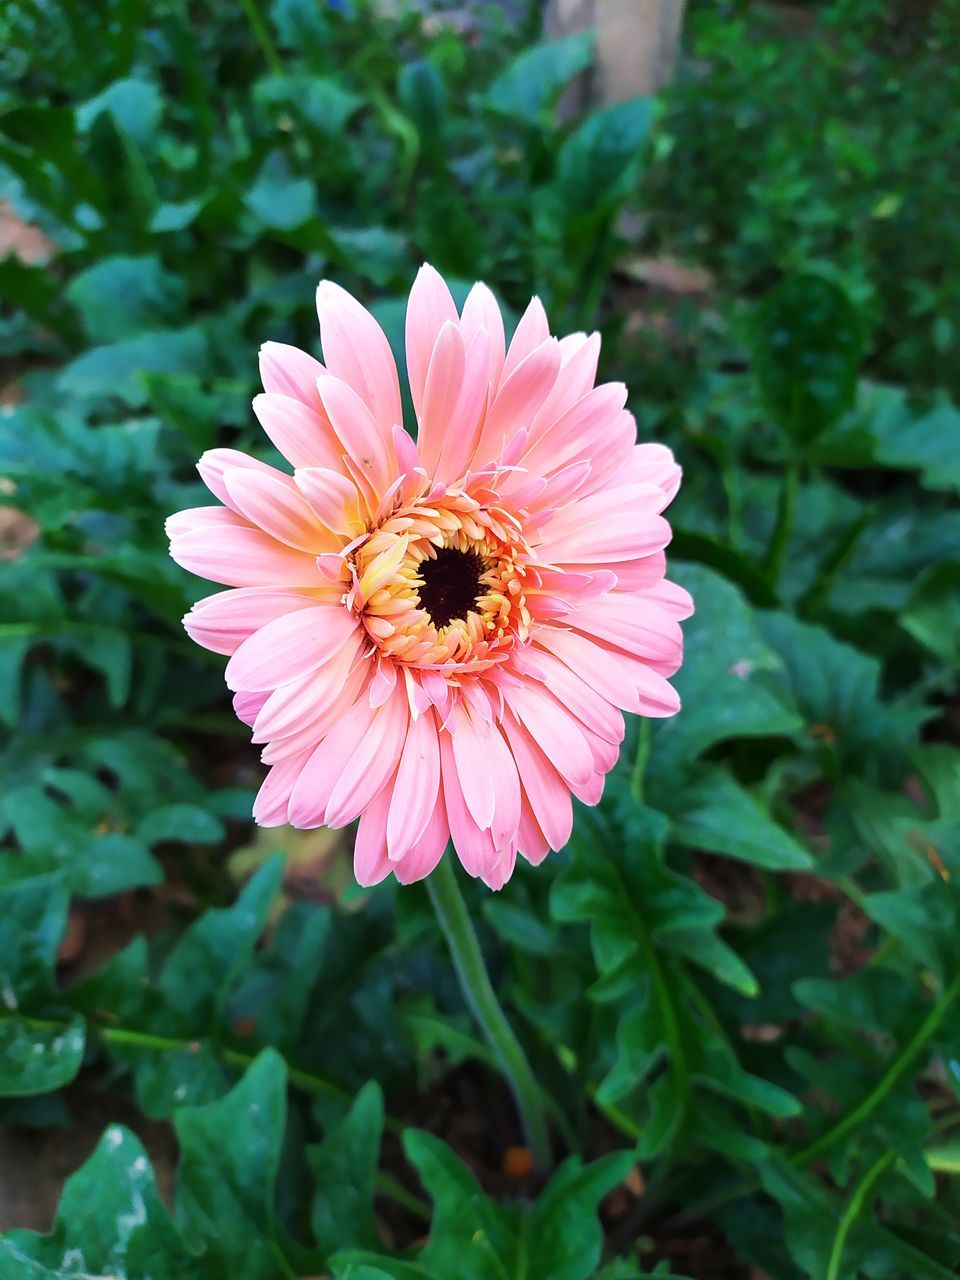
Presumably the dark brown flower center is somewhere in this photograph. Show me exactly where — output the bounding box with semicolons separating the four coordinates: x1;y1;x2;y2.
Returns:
418;547;485;628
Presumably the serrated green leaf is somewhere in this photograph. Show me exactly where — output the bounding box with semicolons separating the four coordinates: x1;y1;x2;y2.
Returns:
648;564;801;774
666;765;813;871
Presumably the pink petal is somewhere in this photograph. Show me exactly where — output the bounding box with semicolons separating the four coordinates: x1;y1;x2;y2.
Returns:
387;708;441;860
570;591;684;664
323;686;410;827
252;634;366;740
316;281;402;434
170;515;323;588
502;682;594;788
225;604;358;692
528;644;625;744
317;373;394;499
253;749;313;826
500;712;573;851
536;627;681;717
417;321;465;476
294;467;365;537
521;383;628;480
405;264;459;419
223;467;332;552
354;777;396;887
287;695;380;827
459;281;506;391
439;732;498;879
184;588;319;655
197;449;284;511
394;799;449;884
434;327;491;484
477;339;561;464
253;393;343;471
259;342;326;409
502;296;550;382
449;701;497;830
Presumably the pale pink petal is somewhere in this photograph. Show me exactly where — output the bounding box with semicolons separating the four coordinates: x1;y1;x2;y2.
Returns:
316;281;402;434
170;516;323;588
501;682;594;788
417;321;465;476
433;327;491;484
259;342;326;409
527;645;626;744
225;604;358;692
459;281;506;391
536;627;681;717
253;393;343;471
323;686;410;827
570;592;684;664
317;373;394;498
449;700;497;830
520;383;628;480
223;467;333;552
253;749;314;826
354;777;395;887
500;712;573;851
287;695;380;827
405;264;459;418
233;690;268;727
252;634;366;740
198;449;284;510
501;296;550;382
477;339;561;464
387;709;441;860
439;731;499;879
294;467;365;537
184;588;319;655
394;798;449;884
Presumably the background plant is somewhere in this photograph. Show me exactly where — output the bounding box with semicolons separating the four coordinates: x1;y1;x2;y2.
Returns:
0;0;958;1276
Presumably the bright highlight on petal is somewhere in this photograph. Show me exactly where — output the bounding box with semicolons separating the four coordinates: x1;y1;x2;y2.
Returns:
168;266;692;889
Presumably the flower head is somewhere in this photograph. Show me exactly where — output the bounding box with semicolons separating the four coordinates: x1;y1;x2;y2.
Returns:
168;266;692;889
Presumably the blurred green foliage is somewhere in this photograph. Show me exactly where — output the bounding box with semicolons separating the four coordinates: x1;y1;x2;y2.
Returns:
0;0;958;1277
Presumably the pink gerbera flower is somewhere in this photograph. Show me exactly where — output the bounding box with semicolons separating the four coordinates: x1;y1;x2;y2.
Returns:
168;266;692;889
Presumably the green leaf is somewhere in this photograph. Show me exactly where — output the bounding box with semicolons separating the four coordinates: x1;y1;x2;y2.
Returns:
174;1049;287;1280
525;1152;635;1280
245;151;316;231
309;1081;384;1258
0;1017;85;1097
665;765;813;871
254;73;363;134
757;611;929;768
404;1129;631;1280
902;564;960;667
0;875;70;1008
137;802;226;846
750;272;864;443
117;857;284;1116
551;98;651;231
648;564;801;775
482;32;594;125
76;77;163;146
66;255;187;343
58;328;208;407
8;1126;196;1279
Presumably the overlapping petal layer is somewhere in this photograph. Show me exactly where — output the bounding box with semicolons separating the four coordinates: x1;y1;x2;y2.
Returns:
169;265;692;888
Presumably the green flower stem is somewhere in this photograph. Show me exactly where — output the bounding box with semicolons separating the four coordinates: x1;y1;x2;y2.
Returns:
426;856;552;1170
763;459;800;588
826;1150;895;1280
